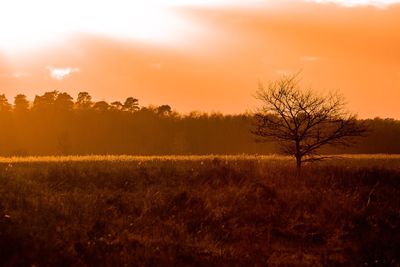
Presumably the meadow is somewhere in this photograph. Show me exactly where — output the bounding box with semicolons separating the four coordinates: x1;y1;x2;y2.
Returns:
0;155;399;266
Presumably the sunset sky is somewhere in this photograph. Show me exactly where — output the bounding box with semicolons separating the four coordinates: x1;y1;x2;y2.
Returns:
0;0;399;118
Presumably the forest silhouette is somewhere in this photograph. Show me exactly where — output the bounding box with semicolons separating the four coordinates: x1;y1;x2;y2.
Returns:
0;91;399;156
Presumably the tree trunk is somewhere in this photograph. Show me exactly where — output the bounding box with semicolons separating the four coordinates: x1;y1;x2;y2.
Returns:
295;155;302;176
295;139;302;176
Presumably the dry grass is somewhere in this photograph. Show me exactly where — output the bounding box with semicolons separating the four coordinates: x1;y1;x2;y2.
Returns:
0;155;399;266
0;154;292;163
0;154;399;163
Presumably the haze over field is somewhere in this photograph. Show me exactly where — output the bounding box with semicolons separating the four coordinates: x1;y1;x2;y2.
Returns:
1;0;399;118
1;2;400;265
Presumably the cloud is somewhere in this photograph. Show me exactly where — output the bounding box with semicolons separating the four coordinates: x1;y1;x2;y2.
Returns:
47;67;80;80
305;0;400;8
12;72;31;78
0;0;270;53
0;72;31;78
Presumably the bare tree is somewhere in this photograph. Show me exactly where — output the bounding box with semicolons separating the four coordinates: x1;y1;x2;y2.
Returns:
253;74;367;174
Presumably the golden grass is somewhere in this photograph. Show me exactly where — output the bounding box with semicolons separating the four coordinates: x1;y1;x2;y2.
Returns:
0;154;399;163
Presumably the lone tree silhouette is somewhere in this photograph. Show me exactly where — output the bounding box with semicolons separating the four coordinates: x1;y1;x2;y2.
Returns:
253;74;367;174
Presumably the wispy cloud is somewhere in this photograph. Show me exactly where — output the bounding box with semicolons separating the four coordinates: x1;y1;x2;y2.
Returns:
305;0;400;8
47;67;80;80
12;72;32;78
300;56;320;62
0;72;31;78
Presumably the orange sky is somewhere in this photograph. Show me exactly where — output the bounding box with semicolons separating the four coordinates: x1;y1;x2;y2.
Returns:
0;0;399;118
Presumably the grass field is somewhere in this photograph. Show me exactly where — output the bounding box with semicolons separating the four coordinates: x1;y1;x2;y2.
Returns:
0;155;399;266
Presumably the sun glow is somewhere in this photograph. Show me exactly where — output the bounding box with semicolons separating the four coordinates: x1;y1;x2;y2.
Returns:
3;0;396;53
0;1;197;53
0;0;271;53
306;0;400;7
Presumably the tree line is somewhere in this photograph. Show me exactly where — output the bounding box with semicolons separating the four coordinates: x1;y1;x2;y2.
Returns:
0;91;398;156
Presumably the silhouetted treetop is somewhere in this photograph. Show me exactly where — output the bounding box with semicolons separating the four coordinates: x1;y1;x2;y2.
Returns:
123;97;139;112
76;92;93;110
157;105;172;116
93;101;110;112
33;91;58;111
55;92;74;111
0;94;11;112
14;94;29;112
111;101;123;111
